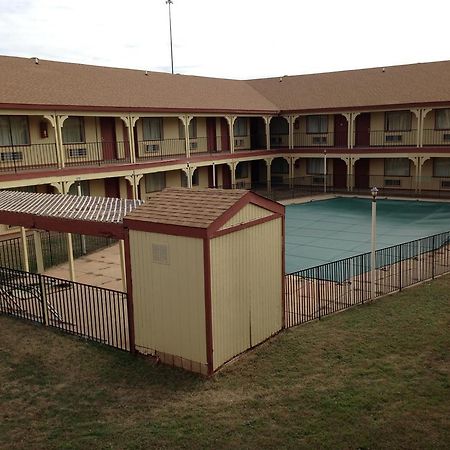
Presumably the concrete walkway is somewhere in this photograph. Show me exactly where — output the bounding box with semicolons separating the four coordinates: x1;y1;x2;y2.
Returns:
43;243;124;292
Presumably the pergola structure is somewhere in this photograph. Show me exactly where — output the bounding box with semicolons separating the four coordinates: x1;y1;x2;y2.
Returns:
0;190;142;288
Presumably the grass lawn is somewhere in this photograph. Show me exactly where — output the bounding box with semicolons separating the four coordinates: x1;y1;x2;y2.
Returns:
1;277;449;449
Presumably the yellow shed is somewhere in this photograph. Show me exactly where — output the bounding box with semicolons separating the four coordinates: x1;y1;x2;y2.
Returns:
123;187;285;375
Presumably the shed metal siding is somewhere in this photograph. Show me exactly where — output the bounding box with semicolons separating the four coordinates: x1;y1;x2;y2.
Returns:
210;218;283;370
218;203;273;231
129;230;207;364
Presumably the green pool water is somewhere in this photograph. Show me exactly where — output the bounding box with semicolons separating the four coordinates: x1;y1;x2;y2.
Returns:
285;197;450;273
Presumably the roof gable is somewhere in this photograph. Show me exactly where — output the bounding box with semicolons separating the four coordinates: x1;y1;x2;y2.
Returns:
124;188;284;238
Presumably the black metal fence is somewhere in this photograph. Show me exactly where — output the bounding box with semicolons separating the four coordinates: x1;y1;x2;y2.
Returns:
285;231;450;328
0;231;117;272
0;266;129;350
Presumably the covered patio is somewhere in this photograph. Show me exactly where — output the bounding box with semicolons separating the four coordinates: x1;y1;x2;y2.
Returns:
0;190;142;290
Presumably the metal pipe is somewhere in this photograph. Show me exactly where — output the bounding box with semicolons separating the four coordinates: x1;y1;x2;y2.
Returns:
370;187;378;299
166;0;174;74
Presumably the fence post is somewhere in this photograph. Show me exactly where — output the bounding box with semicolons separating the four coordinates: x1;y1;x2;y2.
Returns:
398;245;402;291
316;267;321;320
38;274;49;326
432;235;436;280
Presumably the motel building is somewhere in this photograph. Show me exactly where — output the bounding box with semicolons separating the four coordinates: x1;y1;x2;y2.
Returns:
0;56;449;239
1;55;450;374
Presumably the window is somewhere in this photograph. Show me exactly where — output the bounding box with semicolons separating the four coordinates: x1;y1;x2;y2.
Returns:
144;172;166;193
385;111;411;131
433;158;450;177
62;117;85;143
271;158;289;174
236;162;249;179
436;109;450;130
384;158;410;176
142;118;163;140
233;118;248;137
306;158;324;175
0;116;30;146
179;118;197;139
306;115;328;134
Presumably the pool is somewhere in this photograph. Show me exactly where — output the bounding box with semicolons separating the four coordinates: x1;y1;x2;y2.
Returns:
285;197;450;273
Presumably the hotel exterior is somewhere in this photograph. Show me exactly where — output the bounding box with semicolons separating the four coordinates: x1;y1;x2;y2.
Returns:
0;55;449;236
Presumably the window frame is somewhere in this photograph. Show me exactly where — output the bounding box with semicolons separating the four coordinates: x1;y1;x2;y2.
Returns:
306;158;324;175
0;115;31;147
62;117;85;144
384;158;411;177
233;117;248;137
306;115;328;134
144;172;166;193
142;117;163;141
384;111;412;132
432;158;450;178
435;109;450;131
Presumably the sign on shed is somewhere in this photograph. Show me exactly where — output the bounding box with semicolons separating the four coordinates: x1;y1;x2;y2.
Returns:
124;188;285;375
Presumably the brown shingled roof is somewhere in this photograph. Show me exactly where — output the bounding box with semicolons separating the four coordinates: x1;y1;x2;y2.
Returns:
247;61;450;112
1;56;449;114
0;55;278;114
125;187;249;229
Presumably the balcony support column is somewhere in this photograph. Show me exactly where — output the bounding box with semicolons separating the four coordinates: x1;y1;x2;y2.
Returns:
226;116;236;153
347;112;360;149
125;174;143;199
265;157;273;193
409;157;420;193
263;116;273;151
55;115;69;168
178;115;193;158
43;114;60;168
227;162;236;189
283;115;294;150
182;164;193;188
348;157;358;192
410;109;421;148
420;109;432;147
289;157;295;189
120;116;138;163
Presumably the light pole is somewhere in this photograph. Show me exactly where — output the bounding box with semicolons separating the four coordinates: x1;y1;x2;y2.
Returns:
370;186;378;299
323;149;327;193
166;0;174;74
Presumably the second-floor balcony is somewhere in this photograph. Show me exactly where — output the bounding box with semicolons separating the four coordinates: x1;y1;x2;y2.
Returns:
0;143;59;173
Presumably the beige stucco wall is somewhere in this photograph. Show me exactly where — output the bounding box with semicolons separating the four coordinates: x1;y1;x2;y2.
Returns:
210;217;283;370
129;230;207;366
88;178;105;197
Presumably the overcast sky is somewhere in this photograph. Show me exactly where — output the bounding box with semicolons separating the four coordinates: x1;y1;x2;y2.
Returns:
0;0;449;79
